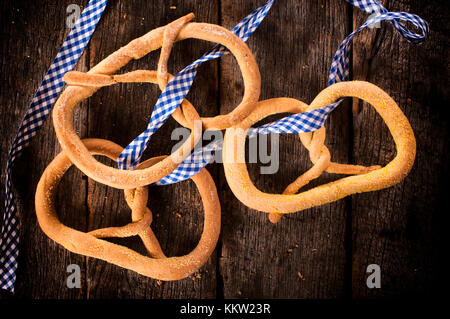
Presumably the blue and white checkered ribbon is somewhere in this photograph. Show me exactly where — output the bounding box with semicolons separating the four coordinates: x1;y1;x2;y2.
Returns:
0;0;108;292
157;0;429;185
116;0;274;170
329;0;429;85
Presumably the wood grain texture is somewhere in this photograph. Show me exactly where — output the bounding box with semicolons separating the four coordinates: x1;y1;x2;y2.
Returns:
0;0;448;299
351;0;449;298
219;0;352;298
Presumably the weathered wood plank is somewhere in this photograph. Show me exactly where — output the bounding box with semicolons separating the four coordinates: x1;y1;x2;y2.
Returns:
351;0;449;297
84;0;219;298
0;0;90;298
219;0;352;298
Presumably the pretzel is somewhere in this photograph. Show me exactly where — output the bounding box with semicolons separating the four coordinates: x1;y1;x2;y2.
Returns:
63;70;200;131
54;14;261;189
222;81;416;221
35;138;221;280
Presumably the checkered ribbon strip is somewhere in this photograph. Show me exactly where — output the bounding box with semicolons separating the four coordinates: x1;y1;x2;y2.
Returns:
157;0;429;185
0;0;108;292
117;0;275;170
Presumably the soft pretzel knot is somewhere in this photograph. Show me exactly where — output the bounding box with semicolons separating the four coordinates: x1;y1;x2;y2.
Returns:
57;14;261;189
35;139;221;280
222;81;416;222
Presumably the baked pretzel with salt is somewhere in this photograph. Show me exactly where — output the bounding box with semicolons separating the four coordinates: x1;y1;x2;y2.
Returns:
35;138;221;280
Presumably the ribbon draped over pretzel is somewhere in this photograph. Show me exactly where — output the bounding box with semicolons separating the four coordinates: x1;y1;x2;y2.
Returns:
222;82;415;223
0;0;428;293
116;0;274;170
54;13;264;189
329;0;429;85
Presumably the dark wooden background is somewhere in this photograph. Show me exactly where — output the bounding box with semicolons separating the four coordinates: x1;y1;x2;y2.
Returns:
0;0;448;299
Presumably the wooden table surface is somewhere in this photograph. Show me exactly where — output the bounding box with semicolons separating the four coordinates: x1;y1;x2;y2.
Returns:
0;0;448;299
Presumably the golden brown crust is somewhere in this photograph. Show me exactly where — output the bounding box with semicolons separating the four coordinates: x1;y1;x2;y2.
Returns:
35;138;221;280
223;81;416;217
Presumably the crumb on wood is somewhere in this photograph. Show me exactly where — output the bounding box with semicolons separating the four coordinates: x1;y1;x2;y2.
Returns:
237;290;242;296
297;272;305;281
123;14;127;19
157;280;162;286
170;6;177;9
